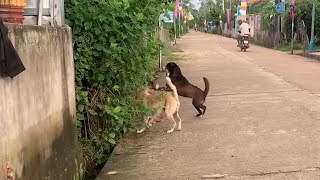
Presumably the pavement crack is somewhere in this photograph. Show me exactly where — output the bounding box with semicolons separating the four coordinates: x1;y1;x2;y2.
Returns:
208;89;303;97
233;167;320;178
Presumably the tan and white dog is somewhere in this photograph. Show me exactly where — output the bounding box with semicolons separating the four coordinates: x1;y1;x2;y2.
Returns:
137;76;181;133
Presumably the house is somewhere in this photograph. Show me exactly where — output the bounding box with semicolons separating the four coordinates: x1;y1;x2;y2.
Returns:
0;0;64;26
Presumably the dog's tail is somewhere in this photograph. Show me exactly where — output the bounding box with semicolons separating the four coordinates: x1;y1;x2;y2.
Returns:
203;77;210;99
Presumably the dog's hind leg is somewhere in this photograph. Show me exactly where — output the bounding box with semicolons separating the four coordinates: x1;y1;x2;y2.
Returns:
194;106;203;117
192;102;203;117
166;115;176;133
200;104;207;115
175;112;182;131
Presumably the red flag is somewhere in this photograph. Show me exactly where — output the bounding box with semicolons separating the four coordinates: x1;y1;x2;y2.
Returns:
290;0;296;18
226;9;231;26
174;0;179;18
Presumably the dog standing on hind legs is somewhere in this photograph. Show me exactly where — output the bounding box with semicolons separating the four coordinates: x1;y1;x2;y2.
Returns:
164;76;181;133
137;76;182;133
166;62;210;117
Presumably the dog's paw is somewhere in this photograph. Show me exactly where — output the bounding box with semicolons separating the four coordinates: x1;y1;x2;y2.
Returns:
195;114;203;117
167;129;174;133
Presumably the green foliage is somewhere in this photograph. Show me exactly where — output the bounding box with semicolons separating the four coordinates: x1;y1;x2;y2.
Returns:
163;23;175;39
65;0;173;177
247;0;279;29
249;0;320;41
197;0;223;26
275;42;303;51
260;1;278;28
294;0;320;40
248;0;282;29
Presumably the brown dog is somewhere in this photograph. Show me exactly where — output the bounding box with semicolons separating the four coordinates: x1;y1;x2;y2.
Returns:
166;62;210;117
137;77;181;133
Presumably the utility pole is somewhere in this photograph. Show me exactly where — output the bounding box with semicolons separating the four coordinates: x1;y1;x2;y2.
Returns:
222;0;225;12
229;0;232;32
290;0;296;55
158;12;163;70
174;17;177;44
291;14;294;54
230;0;232;22
178;11;181;37
309;0;316;52
281;0;285;33
186;2;190;33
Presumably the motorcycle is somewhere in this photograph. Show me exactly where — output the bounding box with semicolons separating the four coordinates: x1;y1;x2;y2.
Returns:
239;34;250;52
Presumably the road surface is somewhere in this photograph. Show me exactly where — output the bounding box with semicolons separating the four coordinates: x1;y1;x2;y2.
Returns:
97;31;320;180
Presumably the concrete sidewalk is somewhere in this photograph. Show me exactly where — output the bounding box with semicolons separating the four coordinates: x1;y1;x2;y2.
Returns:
97;32;320;180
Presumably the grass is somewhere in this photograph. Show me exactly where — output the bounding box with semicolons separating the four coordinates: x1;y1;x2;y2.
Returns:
161;42;192;66
250;39;309;52
275;42;305;52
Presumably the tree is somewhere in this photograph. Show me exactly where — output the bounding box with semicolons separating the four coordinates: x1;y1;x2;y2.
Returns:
197;0;224;26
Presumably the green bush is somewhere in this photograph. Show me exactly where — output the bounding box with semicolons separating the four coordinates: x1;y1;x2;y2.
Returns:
65;0;172;177
163;22;175;40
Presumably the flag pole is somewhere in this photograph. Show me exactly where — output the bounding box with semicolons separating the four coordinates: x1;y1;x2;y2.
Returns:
178;12;181;37
309;0;315;52
173;0;179;44
174;17;177;44
290;0;295;55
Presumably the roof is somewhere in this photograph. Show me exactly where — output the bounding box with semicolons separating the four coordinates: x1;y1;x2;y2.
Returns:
248;0;263;5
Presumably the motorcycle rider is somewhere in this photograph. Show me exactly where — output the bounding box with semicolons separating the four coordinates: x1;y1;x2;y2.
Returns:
237;19;250;47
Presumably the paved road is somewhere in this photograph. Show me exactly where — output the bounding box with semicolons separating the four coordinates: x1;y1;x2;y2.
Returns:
97;32;320;180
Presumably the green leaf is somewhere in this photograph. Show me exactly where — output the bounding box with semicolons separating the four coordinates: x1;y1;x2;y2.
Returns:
112;85;120;91
108;132;116;138
118;118;123;125
98;14;107;22
80;91;88;97
84;22;92;30
128;128;136;133
113;106;121;113
94;27;101;35
136;13;144;21
123;0;130;9
88;109;98;115
108;138;116;145
97;74;105;81
78;104;85;112
77;113;85;121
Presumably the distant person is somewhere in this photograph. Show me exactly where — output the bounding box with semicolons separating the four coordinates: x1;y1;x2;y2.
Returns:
237;19;250;47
